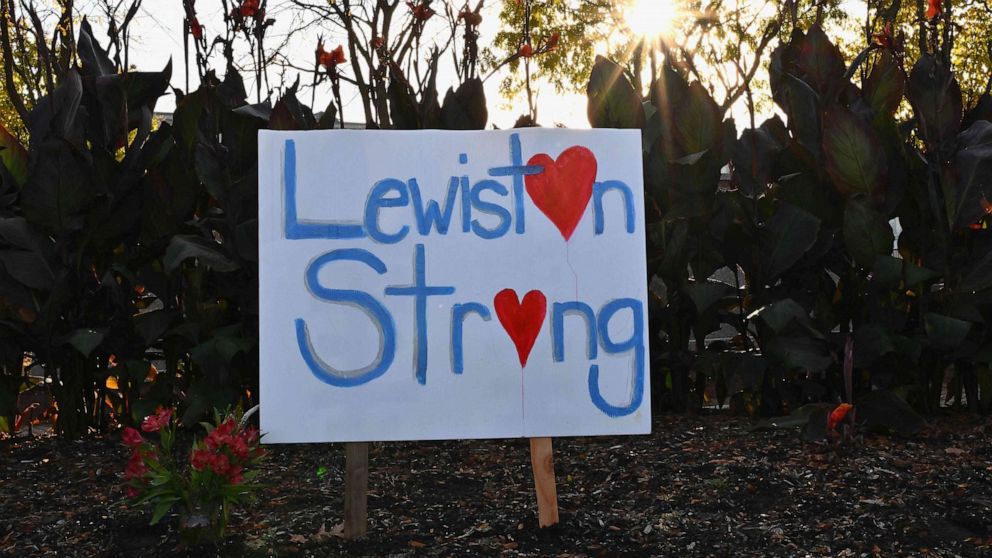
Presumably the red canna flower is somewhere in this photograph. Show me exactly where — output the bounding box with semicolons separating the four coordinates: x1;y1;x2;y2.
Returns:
518;43;533;58
407;1;435;22
141;408;173;433
239;0;260;18
122;426;145;448
317;40;347;70
189;17;203;40
871;22;893;48
926;0;941;19
828;403;854;431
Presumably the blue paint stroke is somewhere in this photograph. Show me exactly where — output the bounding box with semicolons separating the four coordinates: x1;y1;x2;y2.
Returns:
487;133;543;234
451;302;492;374
296;248;395;387
283;139;366;240
384;244;455;385
593;180;635;235
552;301;598;362
588;298;645;417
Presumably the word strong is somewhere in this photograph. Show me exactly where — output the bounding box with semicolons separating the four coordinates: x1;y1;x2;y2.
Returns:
259;130;650;443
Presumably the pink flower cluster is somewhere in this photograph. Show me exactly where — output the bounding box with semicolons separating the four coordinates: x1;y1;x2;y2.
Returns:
189;418;263;485
141;408;172;433
122;424;157;497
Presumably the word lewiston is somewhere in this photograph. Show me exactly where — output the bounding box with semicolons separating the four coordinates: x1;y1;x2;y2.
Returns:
283;133;644;418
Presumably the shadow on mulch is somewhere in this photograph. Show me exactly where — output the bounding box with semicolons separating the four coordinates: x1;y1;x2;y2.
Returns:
1;413;990;557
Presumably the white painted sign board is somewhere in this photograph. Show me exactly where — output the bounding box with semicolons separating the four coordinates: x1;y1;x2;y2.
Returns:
258;129;650;443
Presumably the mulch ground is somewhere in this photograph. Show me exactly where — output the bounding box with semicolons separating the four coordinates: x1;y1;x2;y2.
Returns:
1;413;991;557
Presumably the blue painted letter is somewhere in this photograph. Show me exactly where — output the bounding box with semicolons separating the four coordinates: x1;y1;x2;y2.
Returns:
296;249;395;387
487;133;543;234
409;177;460;235
385;244;456;384
451;302;491;374
593;180;635;235
364;178;411;244
470;180;512;239
552;301;598;362
588;298;645;417
284;139;366;239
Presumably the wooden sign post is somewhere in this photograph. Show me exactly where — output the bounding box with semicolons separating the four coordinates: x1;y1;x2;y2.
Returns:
343;442;369;538
529;437;560;527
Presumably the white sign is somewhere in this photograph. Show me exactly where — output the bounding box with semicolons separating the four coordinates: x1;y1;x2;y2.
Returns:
258;129;650;443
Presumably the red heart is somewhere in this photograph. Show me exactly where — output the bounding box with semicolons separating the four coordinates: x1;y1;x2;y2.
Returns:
525;146;597;240
493;289;547;367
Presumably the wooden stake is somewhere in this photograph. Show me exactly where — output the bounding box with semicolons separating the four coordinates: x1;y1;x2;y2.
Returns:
343;442;369;539
529;437;559;527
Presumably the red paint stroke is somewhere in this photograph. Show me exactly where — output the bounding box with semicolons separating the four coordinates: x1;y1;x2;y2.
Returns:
493;288;547;367
525;146;597;240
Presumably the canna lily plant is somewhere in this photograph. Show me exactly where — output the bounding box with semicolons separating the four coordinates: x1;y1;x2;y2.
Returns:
121;407;266;545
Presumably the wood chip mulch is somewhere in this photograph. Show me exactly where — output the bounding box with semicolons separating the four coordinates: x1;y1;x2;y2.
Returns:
1;413;990;557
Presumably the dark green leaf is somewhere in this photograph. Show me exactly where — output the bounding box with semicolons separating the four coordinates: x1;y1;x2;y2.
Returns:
870;254;903;287
766;335;832;372
65;328;107;357
946;120;992;229
150;498;179;525
77;18;116;77
958;249;992;293
133;310;178;345
673;83;723;155
854;324;896;366
317;99;337;130
796;25;845;96
0;248;55;290
440;78;488;130
164;235;239;273
270;82;316;130
194;142;231;201
732;118;785;196
843;197;893;268
856;389;926;435
234;101;273;122
388;63;421;130
864;51;905;116
21;140;93;232
0;122;27;186
123;61;173;116
823;104;886;196
586;56;644;129
182;380;239;425
903;259;940;286
761;202;821;279
750;298;810;333
907;55;962;149
685;280;733;313
923;312;972;349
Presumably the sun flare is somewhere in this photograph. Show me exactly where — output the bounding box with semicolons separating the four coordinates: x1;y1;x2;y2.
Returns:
624;0;681;38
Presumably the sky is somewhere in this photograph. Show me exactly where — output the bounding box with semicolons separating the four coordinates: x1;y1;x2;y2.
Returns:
107;1;590;128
